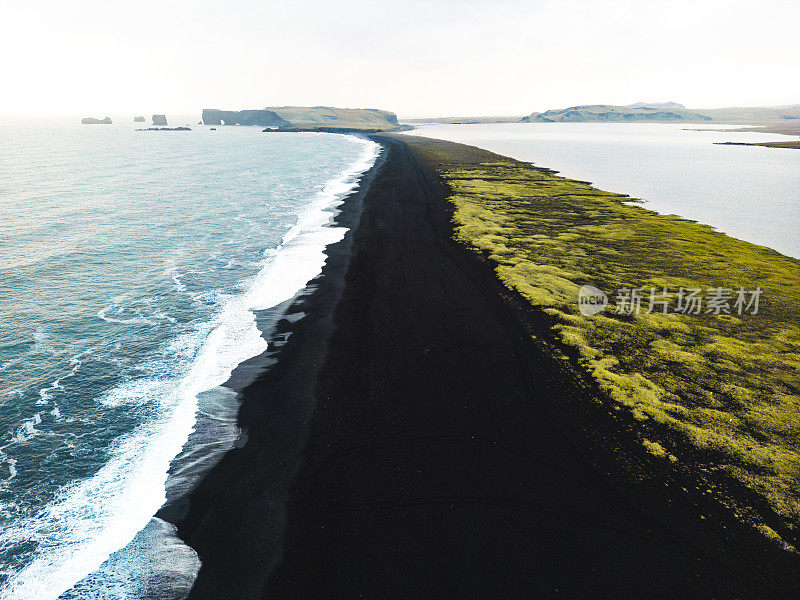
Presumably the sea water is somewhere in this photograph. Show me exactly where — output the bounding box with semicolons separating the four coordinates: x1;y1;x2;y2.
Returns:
406;123;800;258
0;120;379;599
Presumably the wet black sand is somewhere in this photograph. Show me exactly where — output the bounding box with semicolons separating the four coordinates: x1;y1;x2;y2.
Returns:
177;135;798;599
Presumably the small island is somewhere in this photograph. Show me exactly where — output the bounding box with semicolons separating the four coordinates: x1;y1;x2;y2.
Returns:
133;116;145;122
152;114;168;126
81;116;112;124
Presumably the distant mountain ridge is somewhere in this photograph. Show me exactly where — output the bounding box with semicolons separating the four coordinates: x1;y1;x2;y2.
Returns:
522;105;711;123
522;104;800;124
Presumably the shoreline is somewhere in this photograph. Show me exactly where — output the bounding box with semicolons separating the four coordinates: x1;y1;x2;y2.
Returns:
407;134;799;546
401;122;800;259
715;140;800;149
170;140;386;598
175;134;797;598
689;122;800;136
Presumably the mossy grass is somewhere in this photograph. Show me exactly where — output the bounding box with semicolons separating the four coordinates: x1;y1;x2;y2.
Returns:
402;134;800;547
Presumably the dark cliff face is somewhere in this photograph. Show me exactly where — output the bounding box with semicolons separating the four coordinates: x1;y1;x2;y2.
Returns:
201;109;291;128
152;114;168;126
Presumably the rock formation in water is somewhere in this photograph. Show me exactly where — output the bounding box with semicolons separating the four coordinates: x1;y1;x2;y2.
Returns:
201;109;291;127
152;114;168;126
82;116;112;124
133;116;145;122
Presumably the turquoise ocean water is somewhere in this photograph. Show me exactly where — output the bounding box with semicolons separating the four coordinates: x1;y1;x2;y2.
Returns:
0;120;378;599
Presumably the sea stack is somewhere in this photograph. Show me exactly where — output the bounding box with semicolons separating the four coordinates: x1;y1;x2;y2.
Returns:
152;114;168;126
82;116;112;124
133;116;145;122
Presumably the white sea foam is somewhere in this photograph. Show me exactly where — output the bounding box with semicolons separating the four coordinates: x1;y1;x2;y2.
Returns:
97;305;157;326
31;327;57;354
61;517;201;600
100;379;175;409
0;135;380;600
1;328;61;374
165;265;188;293
10;413;42;444
38;381;63;403
0;448;18;484
37;355;83;404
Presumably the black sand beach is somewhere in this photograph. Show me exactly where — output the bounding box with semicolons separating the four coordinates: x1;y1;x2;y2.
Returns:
176;136;798;599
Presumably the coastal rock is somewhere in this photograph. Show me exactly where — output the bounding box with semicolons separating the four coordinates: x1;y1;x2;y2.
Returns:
152;114;168;126
82;116;112;124
133;116;146;122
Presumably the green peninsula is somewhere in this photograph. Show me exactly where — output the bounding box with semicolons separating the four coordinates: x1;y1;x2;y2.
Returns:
402;134;800;551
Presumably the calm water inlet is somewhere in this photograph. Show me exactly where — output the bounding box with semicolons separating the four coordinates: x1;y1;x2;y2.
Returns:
407;123;800;258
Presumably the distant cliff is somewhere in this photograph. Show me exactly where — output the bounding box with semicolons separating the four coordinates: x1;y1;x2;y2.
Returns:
202;106;406;131
521;104;800;124
152;114;168;126
268;106;403;131
82;116;112;124
202;109;290;127
133;116;145;122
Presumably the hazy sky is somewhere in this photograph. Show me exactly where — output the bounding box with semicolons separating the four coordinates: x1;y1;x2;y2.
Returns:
2;0;798;118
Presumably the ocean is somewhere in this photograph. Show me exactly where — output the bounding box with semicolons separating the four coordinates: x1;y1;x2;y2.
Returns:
0;120;379;599
406;123;800;258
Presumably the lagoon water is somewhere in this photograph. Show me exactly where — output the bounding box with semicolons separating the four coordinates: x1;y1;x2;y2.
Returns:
0;120;378;599
407;123;800;258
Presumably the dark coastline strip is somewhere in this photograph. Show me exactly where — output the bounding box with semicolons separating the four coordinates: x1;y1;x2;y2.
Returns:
261;126;413;134
714;141;800;149
171;142;386;599
265;136;797;598
177;136;797;599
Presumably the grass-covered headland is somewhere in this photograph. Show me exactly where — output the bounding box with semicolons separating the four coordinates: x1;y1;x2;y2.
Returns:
403;135;800;550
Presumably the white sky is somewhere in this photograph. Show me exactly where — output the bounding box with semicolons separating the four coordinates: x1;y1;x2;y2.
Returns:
1;0;797;118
